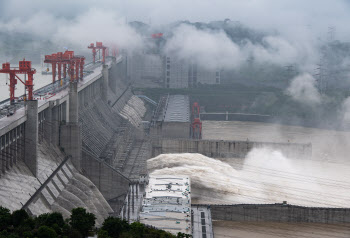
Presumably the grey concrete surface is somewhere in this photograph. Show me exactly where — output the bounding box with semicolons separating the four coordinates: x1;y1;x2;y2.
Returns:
192;205;214;238
209;203;350;224
25;100;38;176
152;138;312;159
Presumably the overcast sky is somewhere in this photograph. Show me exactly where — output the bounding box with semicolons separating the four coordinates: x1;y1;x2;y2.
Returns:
0;0;349;72
1;0;350;39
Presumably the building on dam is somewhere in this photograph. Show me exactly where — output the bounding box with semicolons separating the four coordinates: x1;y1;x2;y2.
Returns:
140;175;191;235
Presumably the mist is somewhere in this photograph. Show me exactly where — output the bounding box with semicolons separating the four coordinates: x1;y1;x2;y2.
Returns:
1;0;350;125
148;151;350;207
1;1;350;65
286;73;321;105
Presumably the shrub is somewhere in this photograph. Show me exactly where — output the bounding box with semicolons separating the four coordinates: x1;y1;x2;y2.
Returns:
37;226;57;238
69;208;96;237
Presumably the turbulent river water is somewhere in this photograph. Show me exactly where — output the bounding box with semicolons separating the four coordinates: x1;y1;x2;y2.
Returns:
148;121;350;208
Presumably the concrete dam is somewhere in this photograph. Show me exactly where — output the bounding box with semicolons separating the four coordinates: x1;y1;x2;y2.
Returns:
0;54;349;237
0;56;149;225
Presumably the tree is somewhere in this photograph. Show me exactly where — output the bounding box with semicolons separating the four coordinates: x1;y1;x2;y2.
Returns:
97;229;110;238
35;212;65;231
37;226;57;238
14;217;35;236
68;229;82;238
46;212;65;227
0;206;12;230
0;230;19;238
69;208;96;237
101;217;129;238
12;209;29;227
129;222;145;238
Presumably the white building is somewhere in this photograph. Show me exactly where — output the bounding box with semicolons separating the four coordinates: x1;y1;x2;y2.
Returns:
139;175;191;235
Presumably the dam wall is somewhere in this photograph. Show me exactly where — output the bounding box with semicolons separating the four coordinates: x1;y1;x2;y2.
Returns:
200;112;272;123
0;141;113;226
206;204;350;224
81;150;130;212
0;56;148;220
152;138;312;159
76;59;148;212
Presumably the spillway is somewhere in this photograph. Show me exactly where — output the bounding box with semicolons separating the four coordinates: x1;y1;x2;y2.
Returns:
148;151;350;207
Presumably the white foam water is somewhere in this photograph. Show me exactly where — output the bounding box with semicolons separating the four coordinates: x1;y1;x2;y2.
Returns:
147;149;350;207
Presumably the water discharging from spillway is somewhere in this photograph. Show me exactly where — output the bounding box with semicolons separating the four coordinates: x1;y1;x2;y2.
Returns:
147;149;350;207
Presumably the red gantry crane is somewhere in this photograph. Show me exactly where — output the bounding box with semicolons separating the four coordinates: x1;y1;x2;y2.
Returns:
0;59;36;103
88;42;107;64
151;33;163;38
44;50;85;84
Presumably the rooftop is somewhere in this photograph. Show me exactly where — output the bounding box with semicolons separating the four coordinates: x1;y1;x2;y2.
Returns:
163;95;190;123
140;175;191;235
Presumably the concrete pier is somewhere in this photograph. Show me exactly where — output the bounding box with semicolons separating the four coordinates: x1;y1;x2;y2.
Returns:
68;82;79;123
102;64;109;103
51;99;60;146
25;100;38;177
60;81;82;171
43;101;54;143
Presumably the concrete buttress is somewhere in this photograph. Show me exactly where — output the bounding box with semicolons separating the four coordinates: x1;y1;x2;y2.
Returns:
69;82;79;123
25;100;38;177
60;81;82;171
44;101;54;143
51;99;60;146
102;64;109;103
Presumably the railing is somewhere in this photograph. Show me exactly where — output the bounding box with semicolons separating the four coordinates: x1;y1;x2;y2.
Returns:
151;94;169;126
135;95;157;106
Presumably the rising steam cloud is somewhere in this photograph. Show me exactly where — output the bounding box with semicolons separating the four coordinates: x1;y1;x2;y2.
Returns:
53;9;144;52
163;23;319;71
164;24;243;70
286;73;321;105
148;151;350;207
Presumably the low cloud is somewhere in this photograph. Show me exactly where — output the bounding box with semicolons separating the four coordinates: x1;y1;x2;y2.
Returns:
0;8;145;54
163;24;243;70
286;73;321;105
163;24;319;71
246;35;318;71
53;9;144;52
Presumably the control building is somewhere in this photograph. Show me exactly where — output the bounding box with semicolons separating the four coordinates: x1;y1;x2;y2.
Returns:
139;175;191;235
